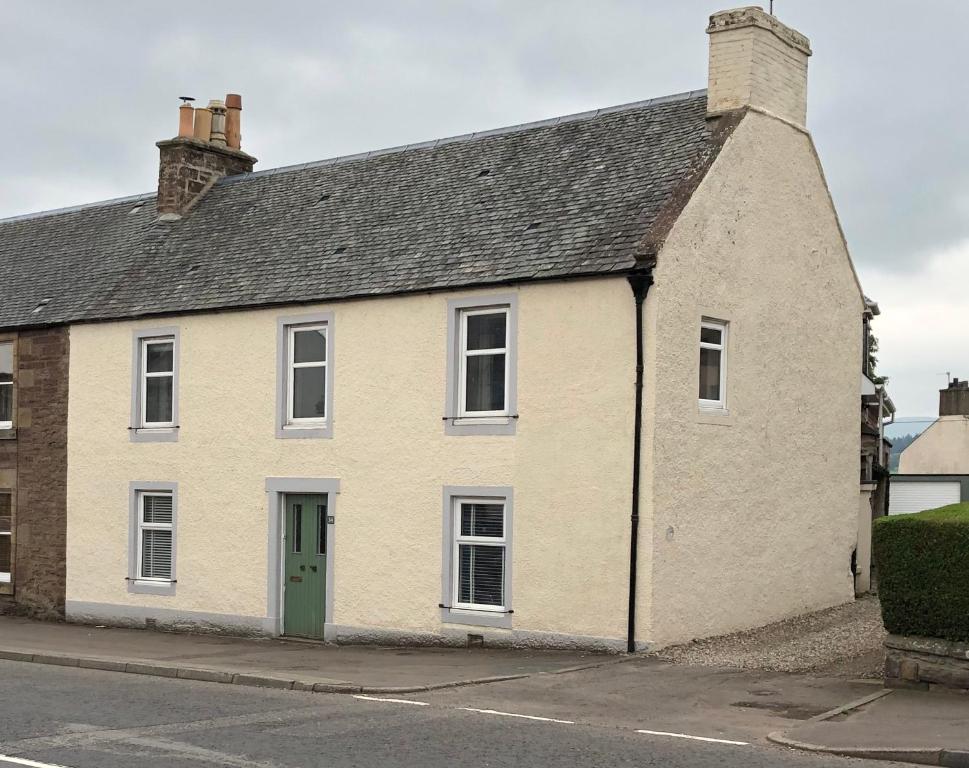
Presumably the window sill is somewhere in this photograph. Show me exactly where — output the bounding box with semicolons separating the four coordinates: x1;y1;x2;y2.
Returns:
444;415;517;437
276;422;333;440
440;606;513;629
127;578;176;596
696;406;733;426
0;427;15;441
130;426;179;444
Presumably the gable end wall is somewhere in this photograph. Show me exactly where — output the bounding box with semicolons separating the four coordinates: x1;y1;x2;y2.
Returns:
643;110;863;647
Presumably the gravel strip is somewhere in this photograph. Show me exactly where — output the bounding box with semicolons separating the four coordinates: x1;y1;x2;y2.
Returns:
653;597;886;676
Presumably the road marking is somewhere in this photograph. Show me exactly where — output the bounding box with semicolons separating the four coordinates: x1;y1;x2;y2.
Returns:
461;707;574;724
352;695;429;706
635;729;749;746
0;755;76;768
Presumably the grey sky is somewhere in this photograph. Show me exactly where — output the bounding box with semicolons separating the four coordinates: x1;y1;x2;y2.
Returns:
2;1;966;417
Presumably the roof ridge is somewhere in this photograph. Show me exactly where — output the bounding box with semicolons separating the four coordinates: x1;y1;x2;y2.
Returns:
222;89;708;184
0;191;155;226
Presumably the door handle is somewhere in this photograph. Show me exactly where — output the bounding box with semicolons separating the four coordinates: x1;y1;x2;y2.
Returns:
310;565;318;572
300;565;306;571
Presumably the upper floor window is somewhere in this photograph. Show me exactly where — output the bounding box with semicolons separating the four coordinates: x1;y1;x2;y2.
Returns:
0;342;12;430
445;296;518;436
142;338;175;427
288;325;327;424
130;328;179;442
460;308;508;416
276;313;334;439
698;319;728;411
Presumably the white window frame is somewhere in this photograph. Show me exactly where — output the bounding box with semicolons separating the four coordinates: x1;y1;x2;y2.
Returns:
0;491;11;584
286;324;328;427
0;340;13;431
136;491;174;582
276;313;335;440
127;481;177;595
140;337;176;429
452;496;508;613
698;319;728;411
458;307;510;419
441;485;513;629
444;295;518;437
130;327;179;443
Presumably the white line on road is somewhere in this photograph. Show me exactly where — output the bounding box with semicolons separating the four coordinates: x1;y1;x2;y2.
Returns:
461;707;575;724
0;755;76;768
352;695;430;706
635;729;749;746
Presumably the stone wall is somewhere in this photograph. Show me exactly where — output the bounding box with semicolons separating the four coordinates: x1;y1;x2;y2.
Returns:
885;634;969;691
0;326;69;616
156;138;255;216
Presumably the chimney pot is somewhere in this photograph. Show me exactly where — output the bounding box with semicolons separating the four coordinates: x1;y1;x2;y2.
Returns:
706;6;812;127
208;99;227;147
178;103;194;138
225;93;242;150
193;107;213;142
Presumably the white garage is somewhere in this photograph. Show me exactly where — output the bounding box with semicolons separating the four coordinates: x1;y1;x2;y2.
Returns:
889;478;963;516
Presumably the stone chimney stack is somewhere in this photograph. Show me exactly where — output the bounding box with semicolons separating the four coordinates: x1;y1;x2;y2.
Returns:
706;6;812;128
156;94;257;221
940;379;969;417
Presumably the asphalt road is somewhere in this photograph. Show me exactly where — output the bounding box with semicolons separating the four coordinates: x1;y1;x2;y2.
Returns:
0;660;899;768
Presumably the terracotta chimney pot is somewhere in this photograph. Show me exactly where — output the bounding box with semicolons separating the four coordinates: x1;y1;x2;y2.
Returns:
193;107;213;141
225;93;242;150
178;103;194;138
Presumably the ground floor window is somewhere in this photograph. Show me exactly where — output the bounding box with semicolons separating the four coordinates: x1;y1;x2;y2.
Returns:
441;486;513;628
0;492;11;585
138;492;173;580
128;482;177;595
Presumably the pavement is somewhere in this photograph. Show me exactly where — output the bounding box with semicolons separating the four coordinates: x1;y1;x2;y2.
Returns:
2;614;969;766
0;615;613;693
768;687;969;767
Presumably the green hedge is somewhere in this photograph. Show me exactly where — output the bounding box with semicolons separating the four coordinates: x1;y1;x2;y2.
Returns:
873;503;969;641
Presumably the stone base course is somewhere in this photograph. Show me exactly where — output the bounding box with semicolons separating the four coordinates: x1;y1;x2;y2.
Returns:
884;634;969;692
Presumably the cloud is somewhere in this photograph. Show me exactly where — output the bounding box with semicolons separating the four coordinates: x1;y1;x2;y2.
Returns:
2;0;968;416
860;240;969;415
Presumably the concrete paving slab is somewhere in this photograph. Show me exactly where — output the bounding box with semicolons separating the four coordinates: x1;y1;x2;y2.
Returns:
769;688;969;765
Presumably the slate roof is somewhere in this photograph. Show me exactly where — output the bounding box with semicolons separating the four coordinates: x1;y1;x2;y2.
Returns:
0;89;720;329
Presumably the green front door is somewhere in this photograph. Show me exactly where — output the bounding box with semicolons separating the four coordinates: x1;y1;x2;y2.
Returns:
283;494;327;639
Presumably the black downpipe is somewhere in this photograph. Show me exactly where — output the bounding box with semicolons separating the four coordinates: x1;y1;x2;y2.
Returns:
627;272;653;653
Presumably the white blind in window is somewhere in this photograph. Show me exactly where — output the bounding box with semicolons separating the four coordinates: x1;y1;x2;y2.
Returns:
141;530;173;580
456;502;505;608
140;493;173;580
143;494;173;524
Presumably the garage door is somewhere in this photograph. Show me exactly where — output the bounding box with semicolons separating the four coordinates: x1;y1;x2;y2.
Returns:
889;481;961;515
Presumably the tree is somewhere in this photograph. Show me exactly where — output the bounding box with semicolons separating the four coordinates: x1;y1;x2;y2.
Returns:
869;332;888;386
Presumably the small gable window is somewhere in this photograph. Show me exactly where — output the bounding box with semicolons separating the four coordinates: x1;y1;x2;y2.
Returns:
698;319;728;411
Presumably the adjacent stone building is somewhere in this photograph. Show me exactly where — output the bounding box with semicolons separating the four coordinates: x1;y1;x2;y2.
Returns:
0;327;69;616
